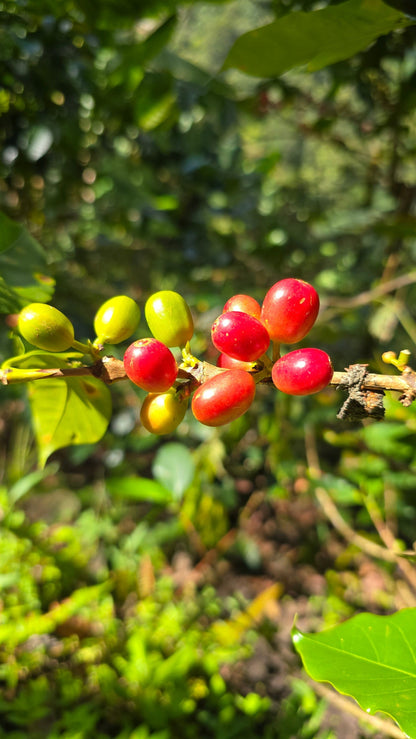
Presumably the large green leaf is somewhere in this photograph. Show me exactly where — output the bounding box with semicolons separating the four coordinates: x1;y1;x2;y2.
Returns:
0;213;55;312
15;353;112;467
222;0;412;78
292;609;416;738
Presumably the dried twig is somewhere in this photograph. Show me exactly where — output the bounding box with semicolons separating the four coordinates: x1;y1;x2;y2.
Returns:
304;425;416;604
321;271;416;311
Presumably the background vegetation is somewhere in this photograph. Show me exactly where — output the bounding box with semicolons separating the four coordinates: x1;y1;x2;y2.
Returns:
1;0;416;736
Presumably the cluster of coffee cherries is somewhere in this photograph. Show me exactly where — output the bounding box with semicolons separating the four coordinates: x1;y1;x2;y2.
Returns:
16;278;333;436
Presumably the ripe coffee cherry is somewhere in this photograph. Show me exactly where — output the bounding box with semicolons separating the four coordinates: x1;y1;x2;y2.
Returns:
123;338;178;392
145;290;194;347
261;278;320;344
272;348;333;396
211;311;270;362
18;303;74;352
217;353;254;372
192;369;256;426
223;294;261;319
140;389;188;435
94;295;140;345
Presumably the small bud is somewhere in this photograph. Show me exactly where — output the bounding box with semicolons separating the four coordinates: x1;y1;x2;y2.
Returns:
382;351;397;365
382;350;411;372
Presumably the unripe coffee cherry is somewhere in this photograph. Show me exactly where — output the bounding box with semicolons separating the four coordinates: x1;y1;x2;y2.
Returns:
223;294;261;319
272;348;333;396
211;311;270;362
123;338;178;392
18;303;74;352
94;295;140;345
145;290;194;347
192;369;256;426
261;278;320;344
140;389;188;435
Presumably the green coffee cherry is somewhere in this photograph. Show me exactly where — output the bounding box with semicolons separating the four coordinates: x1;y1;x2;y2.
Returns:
145;290;194;348
93;295;141;345
18;303;75;352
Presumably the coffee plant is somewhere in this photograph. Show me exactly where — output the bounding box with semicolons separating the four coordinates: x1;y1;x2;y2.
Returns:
1;0;416;737
3;218;416;736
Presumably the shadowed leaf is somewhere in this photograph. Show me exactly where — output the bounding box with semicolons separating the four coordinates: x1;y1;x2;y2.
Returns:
223;0;412;78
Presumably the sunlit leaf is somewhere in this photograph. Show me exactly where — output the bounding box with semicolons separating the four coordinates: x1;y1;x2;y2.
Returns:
15;353;111;467
292;608;416;738
223;0;412;78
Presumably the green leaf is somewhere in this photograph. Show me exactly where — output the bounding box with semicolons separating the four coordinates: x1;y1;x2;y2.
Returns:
8;464;59;505
222;0;412;78
16;353;111;467
107;16;177;94
384;0;416;18
106;476;172;504
137;15;178;66
152;442;195;502
134;73;177;131
361;421;415;460
292;609;416;738
0;276;22;314
0;582;111;649
317;473;361;505
0;213;55;312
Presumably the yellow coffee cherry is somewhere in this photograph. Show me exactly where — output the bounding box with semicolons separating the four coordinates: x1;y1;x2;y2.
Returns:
140;389;188;435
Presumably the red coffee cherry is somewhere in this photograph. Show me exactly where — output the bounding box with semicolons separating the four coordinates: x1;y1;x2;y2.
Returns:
223;294;261;319
192;369;256;426
261;278;320;344
123;338;178;392
272;348;333;396
217;353;254;371
211;311;270;362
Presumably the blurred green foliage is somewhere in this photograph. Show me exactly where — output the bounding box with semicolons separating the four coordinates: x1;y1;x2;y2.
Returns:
1;0;416;736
